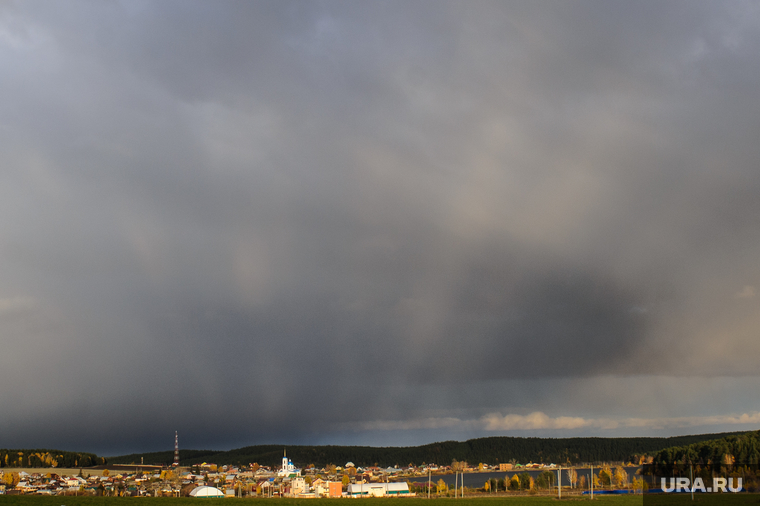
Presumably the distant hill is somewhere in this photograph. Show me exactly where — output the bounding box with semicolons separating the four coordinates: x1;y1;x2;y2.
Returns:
0;449;104;468
106;431;752;468
650;430;760;469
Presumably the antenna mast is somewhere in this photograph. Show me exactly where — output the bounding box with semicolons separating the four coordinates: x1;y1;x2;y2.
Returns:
174;431;179;467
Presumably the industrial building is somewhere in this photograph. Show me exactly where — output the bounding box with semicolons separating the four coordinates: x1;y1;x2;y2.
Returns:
347;482;412;497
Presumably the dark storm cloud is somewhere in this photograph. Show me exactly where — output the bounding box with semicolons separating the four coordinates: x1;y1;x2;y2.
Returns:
1;1;760;454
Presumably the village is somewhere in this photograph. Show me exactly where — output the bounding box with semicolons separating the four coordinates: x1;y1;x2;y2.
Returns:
0;453;574;498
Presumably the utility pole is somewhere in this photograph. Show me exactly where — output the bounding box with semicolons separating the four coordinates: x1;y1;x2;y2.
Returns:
558;466;561;499
428;469;431;499
690;464;694;501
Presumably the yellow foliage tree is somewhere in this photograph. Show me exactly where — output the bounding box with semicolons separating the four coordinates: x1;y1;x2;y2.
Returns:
614;467;628;488
4;472;20;487
510;474;520;490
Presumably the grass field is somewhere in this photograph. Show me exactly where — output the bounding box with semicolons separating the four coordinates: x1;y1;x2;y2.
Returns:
4;495;760;506
0;496;646;506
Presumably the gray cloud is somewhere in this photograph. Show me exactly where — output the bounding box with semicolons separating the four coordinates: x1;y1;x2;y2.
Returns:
1;1;760;455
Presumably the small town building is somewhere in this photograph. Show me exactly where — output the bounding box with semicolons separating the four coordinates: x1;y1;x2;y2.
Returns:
277;451;301;477
347;482;412;497
189;486;225;498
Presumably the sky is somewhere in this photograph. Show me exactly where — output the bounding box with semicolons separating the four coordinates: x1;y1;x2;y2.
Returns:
1;0;760;457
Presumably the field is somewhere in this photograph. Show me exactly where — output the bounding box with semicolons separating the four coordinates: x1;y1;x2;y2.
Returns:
1;496;645;506
6;495;760;506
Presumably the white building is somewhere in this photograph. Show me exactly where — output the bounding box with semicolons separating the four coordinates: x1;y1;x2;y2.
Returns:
277;451;301;477
189;486;225;498
347;482;412;497
289;476;307;495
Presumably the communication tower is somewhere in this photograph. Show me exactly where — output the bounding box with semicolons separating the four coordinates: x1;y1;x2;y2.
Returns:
173;431;179;467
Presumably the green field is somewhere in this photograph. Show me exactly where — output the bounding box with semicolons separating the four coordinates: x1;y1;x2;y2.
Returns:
0;496;645;506
5;496;760;506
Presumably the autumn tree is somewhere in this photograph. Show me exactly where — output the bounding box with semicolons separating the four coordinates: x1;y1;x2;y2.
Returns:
614;467;628;488
599;465;612;487
566;467;577;488
4;471;20;488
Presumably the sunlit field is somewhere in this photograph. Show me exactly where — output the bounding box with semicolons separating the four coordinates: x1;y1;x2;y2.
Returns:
6;493;760;505
0;495;646;506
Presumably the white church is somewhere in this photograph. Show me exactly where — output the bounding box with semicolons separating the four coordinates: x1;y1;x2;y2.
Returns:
277;451;301;478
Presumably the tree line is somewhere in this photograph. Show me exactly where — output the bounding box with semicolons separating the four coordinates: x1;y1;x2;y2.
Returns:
106;431;750;468
649;430;760;473
0;449;104;468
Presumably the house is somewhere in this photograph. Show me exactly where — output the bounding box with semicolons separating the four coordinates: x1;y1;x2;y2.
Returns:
289;477;306;496
328;481;342;497
313;479;342;498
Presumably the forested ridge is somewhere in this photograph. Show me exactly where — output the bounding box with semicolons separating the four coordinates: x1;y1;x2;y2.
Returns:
107;431;750;468
651;430;760;469
0;449;104;468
